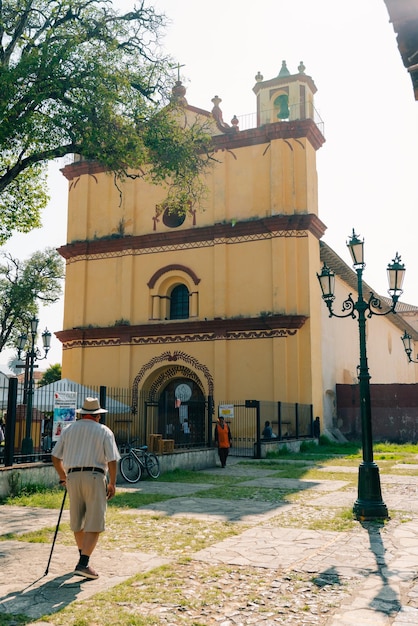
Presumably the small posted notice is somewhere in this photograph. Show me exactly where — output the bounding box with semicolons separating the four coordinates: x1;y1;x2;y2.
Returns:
52;391;77;442
218;404;234;419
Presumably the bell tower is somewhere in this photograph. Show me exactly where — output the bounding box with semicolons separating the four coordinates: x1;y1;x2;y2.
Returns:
253;60;318;126
58;61;327;431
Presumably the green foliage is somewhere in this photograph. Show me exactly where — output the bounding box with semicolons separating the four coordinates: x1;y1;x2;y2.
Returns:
374;441;418;454
0;161;47;243
0;0;213;242
0;248;64;352
6;470;22;498
143;106;212;215
299;440;319;453
114;319;130;326
2;472;61;504
317;436;362;455
38;363;62;387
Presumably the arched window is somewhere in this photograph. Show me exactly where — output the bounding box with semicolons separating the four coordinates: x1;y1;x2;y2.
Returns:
274;93;289;120
170;284;189;319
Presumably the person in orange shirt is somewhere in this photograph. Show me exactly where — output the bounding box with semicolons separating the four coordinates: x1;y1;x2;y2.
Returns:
214;416;232;468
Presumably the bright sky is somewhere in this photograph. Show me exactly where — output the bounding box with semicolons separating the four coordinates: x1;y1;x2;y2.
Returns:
2;0;417;368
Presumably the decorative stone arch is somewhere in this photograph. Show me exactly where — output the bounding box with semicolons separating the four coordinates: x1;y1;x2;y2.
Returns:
149;366;204;399
131;350;214;413
147;264;201;289
148;265;200;320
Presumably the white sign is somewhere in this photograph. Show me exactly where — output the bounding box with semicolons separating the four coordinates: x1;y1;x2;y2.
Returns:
218;404;234;419
52;391;77;442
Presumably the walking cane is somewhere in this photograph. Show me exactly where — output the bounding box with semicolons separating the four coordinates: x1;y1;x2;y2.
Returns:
45;488;67;576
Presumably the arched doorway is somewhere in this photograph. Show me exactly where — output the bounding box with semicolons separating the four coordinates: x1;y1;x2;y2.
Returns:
157;378;206;448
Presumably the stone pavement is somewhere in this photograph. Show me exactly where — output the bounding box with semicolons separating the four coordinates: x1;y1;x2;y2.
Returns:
1;458;418;625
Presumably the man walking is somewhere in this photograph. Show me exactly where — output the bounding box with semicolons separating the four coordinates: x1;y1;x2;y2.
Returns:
52;397;120;579
214;415;232;468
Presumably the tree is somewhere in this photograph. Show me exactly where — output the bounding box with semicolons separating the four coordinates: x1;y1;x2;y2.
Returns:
0;0;213;243
0;248;64;352
38;363;62;387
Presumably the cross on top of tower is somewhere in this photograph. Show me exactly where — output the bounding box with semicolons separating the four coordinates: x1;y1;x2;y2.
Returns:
174;63;185;82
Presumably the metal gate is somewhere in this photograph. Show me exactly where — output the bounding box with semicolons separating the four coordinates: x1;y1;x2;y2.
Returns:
144;394;213;450
217;400;314;459
216;400;261;458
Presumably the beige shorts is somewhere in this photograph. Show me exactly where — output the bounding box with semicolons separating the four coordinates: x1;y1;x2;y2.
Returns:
66;471;107;533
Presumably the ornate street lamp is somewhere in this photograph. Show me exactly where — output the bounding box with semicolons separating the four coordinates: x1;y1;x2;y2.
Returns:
401;330;418;363
17;318;51;456
317;230;405;520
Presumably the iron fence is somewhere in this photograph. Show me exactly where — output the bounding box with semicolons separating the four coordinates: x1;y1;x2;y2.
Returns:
235;104;324;135
0;375;313;465
216;399;314;458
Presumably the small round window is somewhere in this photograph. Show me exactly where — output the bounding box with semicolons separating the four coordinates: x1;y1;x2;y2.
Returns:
163;208;186;228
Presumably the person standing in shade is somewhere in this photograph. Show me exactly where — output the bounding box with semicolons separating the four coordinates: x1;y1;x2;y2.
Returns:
214;415;232;468
51;397;120;580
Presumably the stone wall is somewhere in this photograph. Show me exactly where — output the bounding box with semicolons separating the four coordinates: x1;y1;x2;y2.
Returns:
336;383;418;442
0;448;218;498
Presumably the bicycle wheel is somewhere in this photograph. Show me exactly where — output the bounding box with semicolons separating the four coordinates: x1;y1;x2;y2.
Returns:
145;453;160;479
120;454;142;483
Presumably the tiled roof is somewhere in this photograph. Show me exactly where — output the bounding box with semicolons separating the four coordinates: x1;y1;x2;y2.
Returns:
383;0;418;100
319;241;418;340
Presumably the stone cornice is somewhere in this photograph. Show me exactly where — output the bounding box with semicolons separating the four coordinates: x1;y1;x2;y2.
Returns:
56;314;308;348
211;118;324;152
252;73;318;96
61;119;325;182
58;214;326;261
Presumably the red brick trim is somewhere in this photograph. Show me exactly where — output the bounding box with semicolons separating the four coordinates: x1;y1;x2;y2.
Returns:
58;214;326;260
56;314;307;347
147;264;201;288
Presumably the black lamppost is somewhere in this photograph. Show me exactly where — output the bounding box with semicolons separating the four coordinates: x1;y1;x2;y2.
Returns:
17;317;51;455
317;230;405;520
401;331;418;363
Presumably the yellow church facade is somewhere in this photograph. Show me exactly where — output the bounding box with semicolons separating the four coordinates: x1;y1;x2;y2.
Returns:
57;63;326;437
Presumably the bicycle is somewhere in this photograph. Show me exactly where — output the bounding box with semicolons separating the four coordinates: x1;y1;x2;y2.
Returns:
119;441;160;482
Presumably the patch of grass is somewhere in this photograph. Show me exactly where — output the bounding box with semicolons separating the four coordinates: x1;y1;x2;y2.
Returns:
374;441;418;455
36;562;349;626
195;484;294;503
303;469;357;484
1;488;173;511
108;491;173;509
317;457;359;467
307;507;356;532
269;505;357;532
0;526;59;543
265;439;418;466
39;563;231;625
2;510;242;556
156;468;236;485
98;511;241;556
299;440;319;453
239;460;310;479
0;487;67;508
316;437;362;455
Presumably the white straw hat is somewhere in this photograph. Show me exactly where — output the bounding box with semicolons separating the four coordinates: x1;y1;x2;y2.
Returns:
76;397;108;414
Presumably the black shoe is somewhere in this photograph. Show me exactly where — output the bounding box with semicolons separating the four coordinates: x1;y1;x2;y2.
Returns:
74;564;99;579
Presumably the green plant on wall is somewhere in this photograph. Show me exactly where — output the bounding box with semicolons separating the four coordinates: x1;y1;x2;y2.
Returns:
7;471;22;497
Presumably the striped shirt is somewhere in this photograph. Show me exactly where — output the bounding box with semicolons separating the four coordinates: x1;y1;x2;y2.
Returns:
52;418;120;471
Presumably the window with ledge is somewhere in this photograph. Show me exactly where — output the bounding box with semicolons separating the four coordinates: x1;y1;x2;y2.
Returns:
169;284;190;319
148;266;199;320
